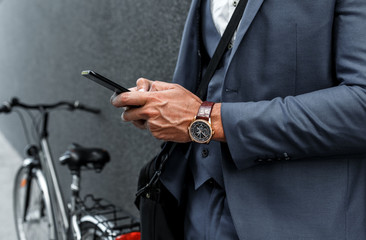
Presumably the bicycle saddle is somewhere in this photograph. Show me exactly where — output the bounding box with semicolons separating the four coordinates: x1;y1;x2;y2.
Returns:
59;143;110;173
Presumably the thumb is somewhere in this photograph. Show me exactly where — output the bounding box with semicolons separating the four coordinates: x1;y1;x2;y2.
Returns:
136;78;153;92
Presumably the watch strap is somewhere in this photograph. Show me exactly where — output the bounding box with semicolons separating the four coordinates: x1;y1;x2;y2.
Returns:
196;101;215;121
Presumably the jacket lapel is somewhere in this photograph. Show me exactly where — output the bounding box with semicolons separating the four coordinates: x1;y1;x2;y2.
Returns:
228;0;265;65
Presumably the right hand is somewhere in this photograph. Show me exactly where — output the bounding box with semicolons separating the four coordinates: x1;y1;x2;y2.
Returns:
110;78;153;129
110;78;203;142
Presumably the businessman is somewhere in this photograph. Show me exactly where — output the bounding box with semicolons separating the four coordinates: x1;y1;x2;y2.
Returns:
112;0;366;239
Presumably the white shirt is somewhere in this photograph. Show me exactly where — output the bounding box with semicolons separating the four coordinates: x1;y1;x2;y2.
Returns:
211;0;240;41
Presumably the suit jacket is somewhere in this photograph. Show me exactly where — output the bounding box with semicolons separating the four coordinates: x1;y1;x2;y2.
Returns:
161;0;366;239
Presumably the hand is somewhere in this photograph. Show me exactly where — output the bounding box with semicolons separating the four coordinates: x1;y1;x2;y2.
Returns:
111;78;154;129
111;79;202;143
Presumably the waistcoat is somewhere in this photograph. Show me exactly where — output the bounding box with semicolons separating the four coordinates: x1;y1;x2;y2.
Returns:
189;0;234;189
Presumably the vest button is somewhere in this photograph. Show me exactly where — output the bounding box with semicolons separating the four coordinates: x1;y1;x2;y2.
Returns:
202;148;209;158
283;152;291;161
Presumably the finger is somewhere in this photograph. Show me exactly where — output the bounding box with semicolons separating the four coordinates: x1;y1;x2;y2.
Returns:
111;91;148;108
132;119;147;129
110;92;118;104
122;106;148;122
136;78;153;92
129;86;138;92
149;81;177;92
129;87;149;92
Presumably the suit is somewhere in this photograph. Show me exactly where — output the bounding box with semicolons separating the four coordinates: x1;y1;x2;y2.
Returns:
161;0;366;238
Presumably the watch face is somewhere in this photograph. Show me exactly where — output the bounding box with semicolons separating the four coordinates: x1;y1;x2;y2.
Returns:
189;119;213;144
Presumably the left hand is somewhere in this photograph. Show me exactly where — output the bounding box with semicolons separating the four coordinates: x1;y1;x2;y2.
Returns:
111;80;202;143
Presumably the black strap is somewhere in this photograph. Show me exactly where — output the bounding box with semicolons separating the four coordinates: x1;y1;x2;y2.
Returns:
196;0;248;99
159;0;248;171
160;0;248;173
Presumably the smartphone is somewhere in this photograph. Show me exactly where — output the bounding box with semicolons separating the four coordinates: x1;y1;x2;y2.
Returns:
81;70;130;94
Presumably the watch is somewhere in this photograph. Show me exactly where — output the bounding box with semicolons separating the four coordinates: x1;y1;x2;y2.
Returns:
188;101;215;144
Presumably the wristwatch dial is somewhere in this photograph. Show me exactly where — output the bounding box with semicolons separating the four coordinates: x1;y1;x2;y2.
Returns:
189;119;213;144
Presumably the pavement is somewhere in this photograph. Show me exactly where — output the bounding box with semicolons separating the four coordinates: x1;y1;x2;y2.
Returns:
0;130;21;240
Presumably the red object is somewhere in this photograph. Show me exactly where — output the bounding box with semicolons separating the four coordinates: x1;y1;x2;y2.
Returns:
115;232;141;240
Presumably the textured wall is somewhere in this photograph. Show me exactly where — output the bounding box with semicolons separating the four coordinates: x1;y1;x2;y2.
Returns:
0;0;190;216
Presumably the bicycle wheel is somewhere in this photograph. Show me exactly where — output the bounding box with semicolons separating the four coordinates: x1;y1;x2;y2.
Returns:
80;222;110;240
80;215;114;240
13;166;56;240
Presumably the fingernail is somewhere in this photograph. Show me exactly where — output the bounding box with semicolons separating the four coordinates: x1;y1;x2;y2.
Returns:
138;88;146;92
121;111;127;122
110;92;118;104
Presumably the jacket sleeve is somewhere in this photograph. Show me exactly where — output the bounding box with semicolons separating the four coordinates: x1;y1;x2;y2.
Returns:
221;0;366;170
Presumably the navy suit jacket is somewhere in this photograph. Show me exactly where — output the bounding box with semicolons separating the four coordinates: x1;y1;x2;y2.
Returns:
161;0;366;239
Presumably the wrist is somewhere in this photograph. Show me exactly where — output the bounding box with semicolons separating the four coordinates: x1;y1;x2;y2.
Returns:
187;102;226;143
211;103;226;142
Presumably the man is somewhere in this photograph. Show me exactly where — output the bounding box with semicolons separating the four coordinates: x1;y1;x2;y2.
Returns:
111;0;366;239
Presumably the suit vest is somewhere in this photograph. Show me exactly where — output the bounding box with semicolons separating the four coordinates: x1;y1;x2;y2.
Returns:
189;0;235;190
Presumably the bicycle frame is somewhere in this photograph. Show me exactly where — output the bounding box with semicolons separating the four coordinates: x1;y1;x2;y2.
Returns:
35;109;98;240
40;138;69;239
35;110;70;240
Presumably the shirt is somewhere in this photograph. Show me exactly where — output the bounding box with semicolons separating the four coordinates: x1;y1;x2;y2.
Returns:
211;0;240;41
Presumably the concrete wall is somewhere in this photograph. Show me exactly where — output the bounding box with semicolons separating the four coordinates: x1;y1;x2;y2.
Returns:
0;0;190;216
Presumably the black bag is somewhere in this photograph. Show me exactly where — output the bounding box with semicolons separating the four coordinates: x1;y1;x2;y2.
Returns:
135;149;184;240
134;0;248;238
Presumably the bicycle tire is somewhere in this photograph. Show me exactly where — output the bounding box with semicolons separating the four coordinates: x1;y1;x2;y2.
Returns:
80;217;113;240
13;166;56;240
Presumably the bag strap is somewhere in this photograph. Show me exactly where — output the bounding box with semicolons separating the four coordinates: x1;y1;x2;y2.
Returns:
136;0;248;198
169;0;248;156
196;0;248;99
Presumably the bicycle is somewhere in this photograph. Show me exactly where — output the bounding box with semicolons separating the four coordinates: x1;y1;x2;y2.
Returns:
0;98;140;240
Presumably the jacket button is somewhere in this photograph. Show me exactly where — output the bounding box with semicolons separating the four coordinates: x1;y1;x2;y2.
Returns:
202;148;209;158
256;158;264;163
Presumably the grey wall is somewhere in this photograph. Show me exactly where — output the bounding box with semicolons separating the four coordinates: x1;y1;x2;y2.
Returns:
0;0;190;216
